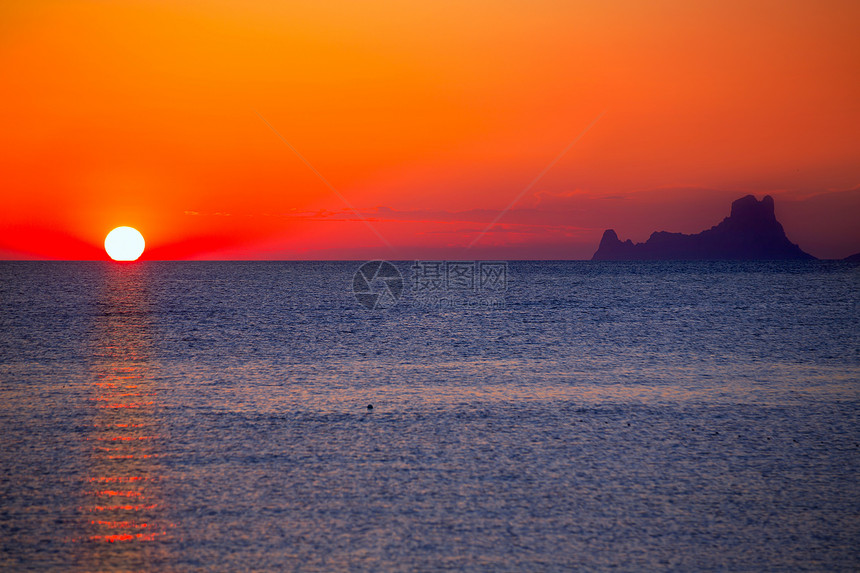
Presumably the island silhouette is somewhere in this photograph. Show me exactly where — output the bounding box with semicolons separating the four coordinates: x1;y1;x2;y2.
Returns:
592;194;815;260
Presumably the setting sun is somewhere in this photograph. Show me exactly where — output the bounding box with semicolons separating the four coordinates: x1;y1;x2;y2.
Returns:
105;227;145;261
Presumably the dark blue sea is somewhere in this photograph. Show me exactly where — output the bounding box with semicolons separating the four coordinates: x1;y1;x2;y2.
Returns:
1;261;858;571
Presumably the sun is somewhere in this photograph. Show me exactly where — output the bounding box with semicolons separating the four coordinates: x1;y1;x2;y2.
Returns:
105;227;145;261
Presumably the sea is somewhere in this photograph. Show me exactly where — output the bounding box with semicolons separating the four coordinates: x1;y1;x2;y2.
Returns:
1;260;858;571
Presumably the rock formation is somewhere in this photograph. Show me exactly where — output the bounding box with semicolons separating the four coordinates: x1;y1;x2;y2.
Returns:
592;195;814;260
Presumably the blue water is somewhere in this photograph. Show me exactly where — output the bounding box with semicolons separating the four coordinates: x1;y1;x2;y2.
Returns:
1;261;858;571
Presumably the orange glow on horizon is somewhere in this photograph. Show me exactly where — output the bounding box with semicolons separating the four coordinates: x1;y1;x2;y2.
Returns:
1;0;858;259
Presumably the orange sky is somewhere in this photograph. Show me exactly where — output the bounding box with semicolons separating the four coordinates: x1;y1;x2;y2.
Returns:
1;0;858;259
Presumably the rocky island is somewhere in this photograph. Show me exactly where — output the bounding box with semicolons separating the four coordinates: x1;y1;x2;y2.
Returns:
592;194;814;261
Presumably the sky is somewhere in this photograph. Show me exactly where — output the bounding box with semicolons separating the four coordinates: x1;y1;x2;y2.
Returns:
1;0;858;260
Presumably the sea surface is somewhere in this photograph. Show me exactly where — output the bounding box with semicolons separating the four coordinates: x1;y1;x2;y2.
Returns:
1;260;858;571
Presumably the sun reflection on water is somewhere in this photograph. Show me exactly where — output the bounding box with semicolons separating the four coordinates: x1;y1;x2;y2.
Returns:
77;264;173;566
